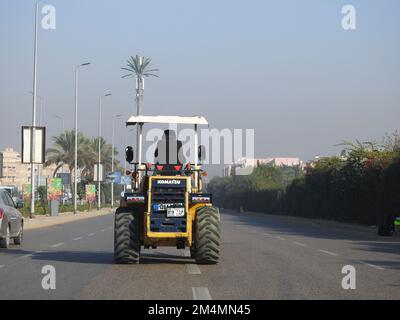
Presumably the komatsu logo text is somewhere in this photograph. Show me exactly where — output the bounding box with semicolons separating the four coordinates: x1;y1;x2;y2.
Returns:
156;180;181;185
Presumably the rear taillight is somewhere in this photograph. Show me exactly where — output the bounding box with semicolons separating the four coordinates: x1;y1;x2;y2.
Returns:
146;163;153;170
174;165;182;171
156;165;164;171
0;208;3;220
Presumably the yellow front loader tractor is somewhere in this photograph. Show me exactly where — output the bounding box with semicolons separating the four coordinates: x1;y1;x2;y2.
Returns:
114;115;220;264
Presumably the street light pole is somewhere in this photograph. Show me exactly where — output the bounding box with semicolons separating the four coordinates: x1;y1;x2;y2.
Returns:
74;62;91;214
97;93;112;210
111;114;122;208
29;91;43;200
135;74;144;188
29;92;42;125
30;1;40;219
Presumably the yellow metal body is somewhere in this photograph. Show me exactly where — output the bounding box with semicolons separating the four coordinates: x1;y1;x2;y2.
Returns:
133;175;210;247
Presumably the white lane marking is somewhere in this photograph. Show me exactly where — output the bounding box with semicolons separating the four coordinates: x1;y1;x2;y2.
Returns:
264;232;272;236
318;249;338;256
276;236;286;241
87;233;95;237
192;287;212;300
354;260;385;271
51;242;64;248
293;241;308;247
365;263;385;271
100;229;107;232
186;264;201;275
73;237;83;241
19;254;33;259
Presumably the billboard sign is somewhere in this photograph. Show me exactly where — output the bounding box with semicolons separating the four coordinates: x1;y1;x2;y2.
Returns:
47;178;62;201
94;163;104;182
21;126;46;164
85;184;96;203
106;171;121;184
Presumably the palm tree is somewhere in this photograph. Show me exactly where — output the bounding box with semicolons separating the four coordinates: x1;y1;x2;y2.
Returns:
122;55;159;172
45;130;95;191
121;55;159;115
85;137;119;180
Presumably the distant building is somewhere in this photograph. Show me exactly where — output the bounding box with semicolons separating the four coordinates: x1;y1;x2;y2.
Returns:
0;147;60;191
223;157;303;177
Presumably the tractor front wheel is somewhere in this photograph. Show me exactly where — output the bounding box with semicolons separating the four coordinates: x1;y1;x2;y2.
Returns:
114;208;140;264
194;206;221;264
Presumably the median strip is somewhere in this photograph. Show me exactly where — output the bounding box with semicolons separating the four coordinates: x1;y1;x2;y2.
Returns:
192;287;212;300
24;208;112;231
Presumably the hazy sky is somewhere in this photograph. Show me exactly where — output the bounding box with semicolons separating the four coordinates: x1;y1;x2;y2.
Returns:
1;0;399;176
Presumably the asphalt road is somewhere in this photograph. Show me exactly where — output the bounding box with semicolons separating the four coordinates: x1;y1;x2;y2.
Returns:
0;210;399;300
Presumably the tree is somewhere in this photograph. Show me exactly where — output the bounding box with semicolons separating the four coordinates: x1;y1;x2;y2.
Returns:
382;130;400;152
85;137;119;180
121;55;159;115
45;130;95;192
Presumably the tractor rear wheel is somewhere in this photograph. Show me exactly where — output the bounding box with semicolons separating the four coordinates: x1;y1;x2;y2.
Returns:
114;208;140;264
194;206;220;264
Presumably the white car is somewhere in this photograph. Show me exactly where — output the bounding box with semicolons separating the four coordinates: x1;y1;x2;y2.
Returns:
0;189;24;248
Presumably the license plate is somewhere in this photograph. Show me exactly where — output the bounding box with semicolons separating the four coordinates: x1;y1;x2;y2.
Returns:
154;203;183;211
167;207;185;217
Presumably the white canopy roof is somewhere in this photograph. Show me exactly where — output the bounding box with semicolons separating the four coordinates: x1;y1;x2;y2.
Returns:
126;115;209;126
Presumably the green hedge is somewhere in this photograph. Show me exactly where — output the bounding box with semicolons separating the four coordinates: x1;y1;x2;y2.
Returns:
209;152;400;226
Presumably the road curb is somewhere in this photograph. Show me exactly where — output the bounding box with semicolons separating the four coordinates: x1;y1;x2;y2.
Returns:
24;208;113;231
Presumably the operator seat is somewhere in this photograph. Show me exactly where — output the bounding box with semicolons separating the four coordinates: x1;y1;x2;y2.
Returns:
154;130;185;175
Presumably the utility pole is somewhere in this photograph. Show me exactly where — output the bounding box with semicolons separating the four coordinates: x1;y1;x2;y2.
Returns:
111;114;122;208
135;59;144;188
30;1;40;219
97;93;112;210
74;62;91;214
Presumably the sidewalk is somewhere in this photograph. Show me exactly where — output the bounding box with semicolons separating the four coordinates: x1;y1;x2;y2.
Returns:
24;208;113;231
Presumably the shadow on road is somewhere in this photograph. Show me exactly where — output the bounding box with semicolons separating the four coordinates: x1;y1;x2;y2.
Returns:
0;248;193;265
354;241;400;256
222;210;400;257
140;253;193;265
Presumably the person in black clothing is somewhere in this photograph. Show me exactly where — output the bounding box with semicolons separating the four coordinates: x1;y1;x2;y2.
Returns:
154;130;185;165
